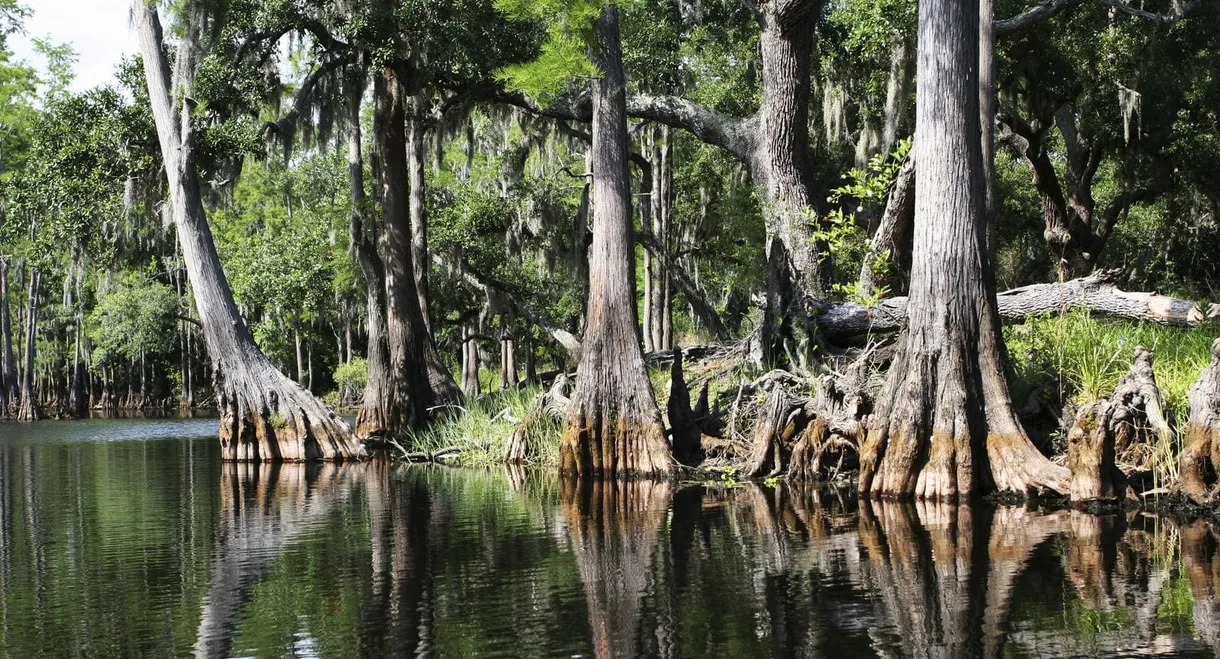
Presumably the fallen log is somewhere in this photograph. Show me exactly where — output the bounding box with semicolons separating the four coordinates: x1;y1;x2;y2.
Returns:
817;270;1206;338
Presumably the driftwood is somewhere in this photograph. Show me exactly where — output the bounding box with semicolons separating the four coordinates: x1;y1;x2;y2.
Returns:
506;374;571;464
818;270;1206;338
1178;339;1220;505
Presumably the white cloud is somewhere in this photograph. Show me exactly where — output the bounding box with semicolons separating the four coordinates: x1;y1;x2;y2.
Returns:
11;0;136;92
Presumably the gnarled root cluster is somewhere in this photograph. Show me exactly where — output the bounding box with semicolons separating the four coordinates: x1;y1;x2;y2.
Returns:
743;349;872;480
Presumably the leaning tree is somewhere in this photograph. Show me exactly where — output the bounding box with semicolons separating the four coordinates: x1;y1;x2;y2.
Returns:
131;1;361;461
857;0;1069;498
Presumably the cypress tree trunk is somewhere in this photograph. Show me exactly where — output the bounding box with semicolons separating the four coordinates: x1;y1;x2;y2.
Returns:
133;4;360;461
756;0;829;367
1178;340;1220;505
0;258;14;415
407;87;432;336
857;0;1068;498
346;72;395;439
461;327;480;398
16;270;39;421
558;5;674;478
373;67;460;435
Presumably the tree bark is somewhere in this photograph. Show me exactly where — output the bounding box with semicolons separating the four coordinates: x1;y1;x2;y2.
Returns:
858;0;1068;499
817;271;1206;338
0;259;14;415
407;87;432;336
344;69;394;439
373;67;461;436
1178;339;1220;505
461;328;480;398
558;5;674;478
16;270;39;422
1066;401;1130;503
757;0;828;368
133;3;360;461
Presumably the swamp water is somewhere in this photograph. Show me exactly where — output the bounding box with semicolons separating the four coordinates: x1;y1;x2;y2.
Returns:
0;417;1217;658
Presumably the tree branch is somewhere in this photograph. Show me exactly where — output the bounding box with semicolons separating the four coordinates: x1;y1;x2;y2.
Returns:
996;0;1088;34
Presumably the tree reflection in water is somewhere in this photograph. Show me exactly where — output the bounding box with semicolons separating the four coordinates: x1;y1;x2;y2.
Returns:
14;446;1220;658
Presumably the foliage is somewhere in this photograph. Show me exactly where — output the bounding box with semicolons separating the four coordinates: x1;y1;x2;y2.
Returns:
406;384;560;466
87;274;180;367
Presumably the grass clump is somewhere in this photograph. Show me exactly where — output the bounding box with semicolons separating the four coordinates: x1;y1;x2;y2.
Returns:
1005;310;1213;421
1005;310;1216;484
404;385;562;467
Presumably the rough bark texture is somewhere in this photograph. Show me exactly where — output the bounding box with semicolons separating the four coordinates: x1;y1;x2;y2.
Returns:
1178;339;1220;505
134;3;360;461
818;270;1205;338
858;0;1068;499
1066;401;1129;503
558;6;674;478
345;76;394;440
407;88;432;335
374;69;461;437
757;0;828;368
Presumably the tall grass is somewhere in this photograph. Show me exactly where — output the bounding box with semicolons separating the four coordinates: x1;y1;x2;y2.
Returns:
405;384;562;467
1004;310;1216;484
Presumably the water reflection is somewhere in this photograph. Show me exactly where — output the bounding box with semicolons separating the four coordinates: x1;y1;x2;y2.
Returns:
2;427;1219;658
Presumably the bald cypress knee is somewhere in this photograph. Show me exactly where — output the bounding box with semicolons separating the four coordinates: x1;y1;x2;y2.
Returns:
133;3;361;461
857;0;1068;499
558;5;674;478
1179;340;1220;505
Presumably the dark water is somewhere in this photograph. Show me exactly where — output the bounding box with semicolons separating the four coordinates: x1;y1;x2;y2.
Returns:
1;419;1218;658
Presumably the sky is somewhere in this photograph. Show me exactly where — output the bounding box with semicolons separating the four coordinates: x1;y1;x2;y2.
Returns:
10;0;136;92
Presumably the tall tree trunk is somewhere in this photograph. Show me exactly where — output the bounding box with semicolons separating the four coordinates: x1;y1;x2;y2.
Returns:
558;5;674;478
294;320;305;388
347;71;394;439
0;259;14;415
857;0;1068;498
461;327;480;398
16;270;39;422
757;0;828;367
407;88;432;335
373;67;460;436
133;3;359;461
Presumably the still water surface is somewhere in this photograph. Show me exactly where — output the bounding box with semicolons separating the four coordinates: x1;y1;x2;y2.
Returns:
0;417;1218;658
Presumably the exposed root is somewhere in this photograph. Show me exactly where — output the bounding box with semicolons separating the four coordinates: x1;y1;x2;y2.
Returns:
217;366;364;462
